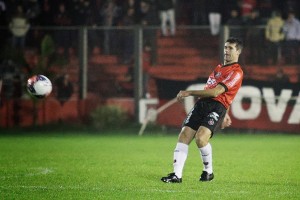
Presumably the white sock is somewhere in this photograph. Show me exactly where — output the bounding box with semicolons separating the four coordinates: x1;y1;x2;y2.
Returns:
199;143;213;174
173;142;188;178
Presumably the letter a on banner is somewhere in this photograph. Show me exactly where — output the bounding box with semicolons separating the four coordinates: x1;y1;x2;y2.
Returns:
288;92;300;124
262;88;292;123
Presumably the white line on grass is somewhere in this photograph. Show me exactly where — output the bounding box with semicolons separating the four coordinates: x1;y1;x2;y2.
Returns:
0;185;253;195
0;167;54;180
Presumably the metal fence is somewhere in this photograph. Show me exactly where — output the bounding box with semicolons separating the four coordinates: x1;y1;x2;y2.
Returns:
0;25;299;128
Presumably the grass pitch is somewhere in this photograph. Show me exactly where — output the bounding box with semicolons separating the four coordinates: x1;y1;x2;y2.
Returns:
0;128;299;200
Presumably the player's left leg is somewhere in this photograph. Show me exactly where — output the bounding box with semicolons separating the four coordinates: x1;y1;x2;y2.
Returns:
195;126;214;181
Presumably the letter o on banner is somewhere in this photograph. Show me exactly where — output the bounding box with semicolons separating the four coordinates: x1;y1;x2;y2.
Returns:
232;86;262;120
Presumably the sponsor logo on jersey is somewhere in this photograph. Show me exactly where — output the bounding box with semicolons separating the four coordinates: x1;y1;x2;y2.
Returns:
214;72;222;78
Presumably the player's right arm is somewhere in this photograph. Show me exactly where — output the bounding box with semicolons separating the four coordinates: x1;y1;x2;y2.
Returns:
176;84;225;102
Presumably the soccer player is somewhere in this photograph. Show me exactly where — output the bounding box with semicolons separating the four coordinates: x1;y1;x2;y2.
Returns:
161;37;244;183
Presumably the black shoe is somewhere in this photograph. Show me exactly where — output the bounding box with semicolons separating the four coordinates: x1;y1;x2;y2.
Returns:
199;171;214;182
161;173;182;183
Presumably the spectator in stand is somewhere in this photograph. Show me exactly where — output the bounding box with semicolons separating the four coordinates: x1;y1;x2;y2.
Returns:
265;10;284;65
282;11;300;65
156;0;176;37
121;0;136;23
140;0;158;30
240;0;257;21
191;0;207;25
25;0;40;26
142;45;152;97
53;2;72;58
226;9;243;26
0;0;7;25
244;9;265;64
0;60;18;101
39;0;54;26
70;0;93;51
0;60;23;125
5;0;19;20
120;45;152;97
226;9;244;38
140;0;158;64
123;0;135;13
120;7;135;64
222;0;240;23
55;73;74;105
9;5;30;50
207;0;223;36
100;0;122;54
256;0;273;20
72;0;93;25
0;0;8;46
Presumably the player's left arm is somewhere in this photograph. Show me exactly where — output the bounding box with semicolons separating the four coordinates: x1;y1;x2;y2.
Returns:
221;107;232;129
177;84;226;102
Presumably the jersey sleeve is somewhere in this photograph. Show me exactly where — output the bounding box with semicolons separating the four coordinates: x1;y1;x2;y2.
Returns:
221;70;243;90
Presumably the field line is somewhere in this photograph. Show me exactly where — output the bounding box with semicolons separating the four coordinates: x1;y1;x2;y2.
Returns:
0;167;54;180
0;185;253;195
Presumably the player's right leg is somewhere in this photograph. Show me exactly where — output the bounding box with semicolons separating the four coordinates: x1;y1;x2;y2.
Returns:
161;126;196;183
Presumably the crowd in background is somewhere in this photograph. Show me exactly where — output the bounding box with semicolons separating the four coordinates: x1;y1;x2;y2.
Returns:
0;1;299;42
0;0;299;27
0;0;300;125
1;0;300;77
1;0;300;69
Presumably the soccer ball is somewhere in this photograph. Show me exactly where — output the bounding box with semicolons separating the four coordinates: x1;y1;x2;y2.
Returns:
27;75;52;98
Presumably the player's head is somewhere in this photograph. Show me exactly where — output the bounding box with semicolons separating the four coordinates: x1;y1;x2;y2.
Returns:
224;37;243;64
226;37;243;52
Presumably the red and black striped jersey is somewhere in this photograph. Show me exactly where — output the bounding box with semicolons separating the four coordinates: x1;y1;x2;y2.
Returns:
204;62;243;109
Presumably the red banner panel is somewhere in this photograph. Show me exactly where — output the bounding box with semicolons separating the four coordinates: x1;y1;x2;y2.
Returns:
155;78;300;133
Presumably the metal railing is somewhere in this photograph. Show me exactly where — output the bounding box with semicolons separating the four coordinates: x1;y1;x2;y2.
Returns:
0;25;299;127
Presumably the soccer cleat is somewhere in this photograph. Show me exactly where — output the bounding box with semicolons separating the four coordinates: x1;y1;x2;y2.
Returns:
199;171;214;182
161;173;182;183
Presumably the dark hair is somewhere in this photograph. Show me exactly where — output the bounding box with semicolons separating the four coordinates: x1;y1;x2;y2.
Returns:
226;37;243;51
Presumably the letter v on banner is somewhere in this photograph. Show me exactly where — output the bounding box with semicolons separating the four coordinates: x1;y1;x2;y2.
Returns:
262;88;292;123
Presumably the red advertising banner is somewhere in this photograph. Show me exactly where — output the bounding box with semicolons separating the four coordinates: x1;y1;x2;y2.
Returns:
153;79;300;133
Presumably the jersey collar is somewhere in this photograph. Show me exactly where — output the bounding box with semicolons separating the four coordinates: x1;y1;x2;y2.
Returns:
222;62;238;67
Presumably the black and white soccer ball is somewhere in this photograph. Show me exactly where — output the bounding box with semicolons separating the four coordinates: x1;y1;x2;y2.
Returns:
27;75;52;98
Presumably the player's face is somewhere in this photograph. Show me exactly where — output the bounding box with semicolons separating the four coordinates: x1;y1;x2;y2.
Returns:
224;42;240;64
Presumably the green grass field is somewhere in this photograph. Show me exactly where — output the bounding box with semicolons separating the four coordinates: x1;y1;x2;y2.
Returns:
0;128;299;200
